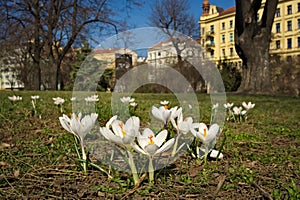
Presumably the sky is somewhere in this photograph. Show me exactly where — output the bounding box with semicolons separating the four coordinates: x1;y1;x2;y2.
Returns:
126;0;235;29
93;0;236;55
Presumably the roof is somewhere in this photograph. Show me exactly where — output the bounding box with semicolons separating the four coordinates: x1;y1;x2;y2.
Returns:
149;38;199;49
149;38;172;49
219;6;236;16
92;48;123;54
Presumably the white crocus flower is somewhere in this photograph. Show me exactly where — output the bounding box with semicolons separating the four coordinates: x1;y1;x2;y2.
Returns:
59;113;98;140
85;94;99;102
132;128;174;184
233;106;247;115
120;96;135;103
70;97;76;101
212;103;219;110
130;102;138;107
160;100;169;105
100;115;140;184
242;101;255;110
132;128;174;157
224;102;234;109
31;95;39;100
59;112;98;173
151;105;181;128
53;97;65;105
191;123;219;145
8;95;22;101
151;106;171;125
170;110;193;156
100;115;140;146
191;123;220;161
171;110;193;135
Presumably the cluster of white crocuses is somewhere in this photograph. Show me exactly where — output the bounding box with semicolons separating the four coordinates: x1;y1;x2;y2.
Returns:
59;99;223;185
224;101;255;122
120;96;137;107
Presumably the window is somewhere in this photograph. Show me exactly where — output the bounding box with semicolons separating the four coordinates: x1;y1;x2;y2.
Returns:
222;34;225;43
229;33;233;42
276;23;280;33
210;50;214;57
158;52;161;56
202;39;205;47
202;27;205;35
287;5;292;15
230;48;234;56
298;3;300;12
222;22;225;30
210;37;214;45
276;40;280;49
222;49;225;56
298;37;300;47
210;25;214;33
298;19;300;29
275;8;280;17
287;38;292;49
230;20;233;28
287;21;292;31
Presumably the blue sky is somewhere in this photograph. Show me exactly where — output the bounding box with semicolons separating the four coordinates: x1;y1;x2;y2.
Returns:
93;0;236;55
126;0;235;28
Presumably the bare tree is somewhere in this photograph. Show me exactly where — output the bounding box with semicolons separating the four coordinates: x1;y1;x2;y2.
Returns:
235;0;278;94
0;0;140;90
149;0;198;61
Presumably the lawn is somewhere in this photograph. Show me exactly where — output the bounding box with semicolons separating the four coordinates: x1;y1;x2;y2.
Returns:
0;91;299;199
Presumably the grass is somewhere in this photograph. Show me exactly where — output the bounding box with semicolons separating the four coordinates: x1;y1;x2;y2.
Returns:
0;90;299;199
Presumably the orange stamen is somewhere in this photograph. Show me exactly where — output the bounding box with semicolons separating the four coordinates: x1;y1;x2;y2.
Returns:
164;105;169;110
204;128;207;137
148;135;154;144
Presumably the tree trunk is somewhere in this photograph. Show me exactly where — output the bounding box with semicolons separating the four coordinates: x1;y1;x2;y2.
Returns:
235;0;278;94
238;35;272;94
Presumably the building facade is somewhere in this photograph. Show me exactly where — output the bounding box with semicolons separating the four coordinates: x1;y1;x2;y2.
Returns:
199;0;300;66
0;50;25;90
147;38;202;66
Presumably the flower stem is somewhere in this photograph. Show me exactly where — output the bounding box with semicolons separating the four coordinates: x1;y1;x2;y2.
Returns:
81;143;87;174
148;157;154;184
171;134;181;157
204;146;209;165
127;151;139;185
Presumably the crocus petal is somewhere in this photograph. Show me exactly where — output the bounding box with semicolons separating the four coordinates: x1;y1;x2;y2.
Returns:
131;143;148;155
100;127;123;145
59;115;72;133
151;106;163;121
155;138;175;155
154;130;168;147
106;115;118;129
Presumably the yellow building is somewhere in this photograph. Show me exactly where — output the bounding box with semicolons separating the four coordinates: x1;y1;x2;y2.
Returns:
199;0;300;66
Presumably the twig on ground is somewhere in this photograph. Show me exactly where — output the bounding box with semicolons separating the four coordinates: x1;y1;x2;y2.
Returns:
214;175;226;196
121;173;147;199
252;181;273;200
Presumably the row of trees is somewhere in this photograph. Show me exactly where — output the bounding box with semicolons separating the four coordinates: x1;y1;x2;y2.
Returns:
0;0;140;90
0;0;280;94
